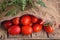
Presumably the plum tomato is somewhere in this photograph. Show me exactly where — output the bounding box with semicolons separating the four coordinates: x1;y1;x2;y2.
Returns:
21;15;31;25
22;25;33;35
31;15;38;23
12;17;20;25
8;25;21;35
33;24;42;32
3;20;12;29
44;26;54;33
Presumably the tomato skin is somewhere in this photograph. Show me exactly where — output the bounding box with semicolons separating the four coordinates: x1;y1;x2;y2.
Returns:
22;25;33;35
33;24;42;32
21;15;31;25
44;26;54;33
38;19;44;25
31;16;38;23
8;25;21;35
3;20;12;29
12;17;20;25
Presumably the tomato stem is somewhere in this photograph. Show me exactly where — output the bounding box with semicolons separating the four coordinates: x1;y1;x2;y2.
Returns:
43;22;52;27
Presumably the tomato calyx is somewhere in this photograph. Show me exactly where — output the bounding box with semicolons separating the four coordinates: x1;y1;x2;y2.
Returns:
43;22;52;27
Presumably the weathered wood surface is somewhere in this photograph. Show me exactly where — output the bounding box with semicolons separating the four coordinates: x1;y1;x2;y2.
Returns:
0;0;60;40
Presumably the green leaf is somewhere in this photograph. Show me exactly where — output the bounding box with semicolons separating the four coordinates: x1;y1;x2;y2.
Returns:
7;0;16;5
10;0;17;2
0;3;1;6
28;0;33;6
0;0;8;11
20;0;27;11
1;4;6;11
14;0;27;11
7;2;13;5
13;9;18;16
5;9;15;16
37;0;46;7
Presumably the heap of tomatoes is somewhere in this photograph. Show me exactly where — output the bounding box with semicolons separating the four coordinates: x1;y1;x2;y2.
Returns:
2;14;54;35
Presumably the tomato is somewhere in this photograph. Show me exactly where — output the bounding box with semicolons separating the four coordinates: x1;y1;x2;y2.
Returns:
44;26;54;33
22;25;33;35
33;24;42;32
8;25;21;35
21;15;31;25
38;19;44;25
3;20;12;29
29;23;33;26
12;17;20;25
31;15;38;23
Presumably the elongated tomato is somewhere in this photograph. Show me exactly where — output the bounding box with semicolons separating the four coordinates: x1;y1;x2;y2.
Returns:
3;20;12;29
12;17;20;25
8;25;21;35
21;15;31;25
33;24;42;32
22;25;33;35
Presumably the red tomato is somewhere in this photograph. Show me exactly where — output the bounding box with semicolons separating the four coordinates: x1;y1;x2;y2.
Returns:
44;26;54;33
33;24;42;32
8;25;21;35
12;17;20;25
3;20;12;29
29;23;33;26
38;19;43;25
31;15;38;23
21;15;31;25
22;25;33;35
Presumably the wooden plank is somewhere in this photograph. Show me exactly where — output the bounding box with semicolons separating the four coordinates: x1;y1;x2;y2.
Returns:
31;30;47;39
8;34;31;39
7;30;47;39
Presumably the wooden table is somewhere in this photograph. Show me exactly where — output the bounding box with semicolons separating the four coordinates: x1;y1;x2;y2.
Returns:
0;0;60;40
